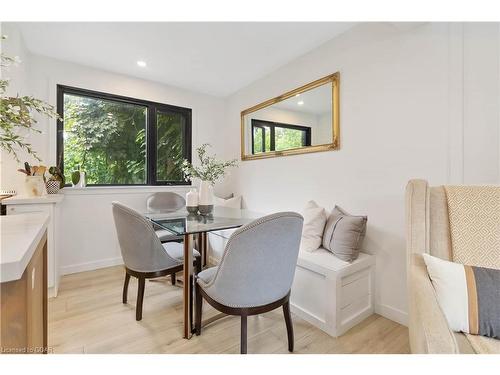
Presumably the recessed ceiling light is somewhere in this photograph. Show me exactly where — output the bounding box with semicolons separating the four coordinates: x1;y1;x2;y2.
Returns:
137;60;147;67
298;101;304;106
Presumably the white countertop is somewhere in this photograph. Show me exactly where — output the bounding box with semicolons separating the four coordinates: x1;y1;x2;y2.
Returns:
2;194;64;205
0;213;49;282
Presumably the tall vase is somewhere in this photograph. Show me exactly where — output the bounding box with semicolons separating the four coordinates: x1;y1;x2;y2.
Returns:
198;180;214;215
25;176;47;197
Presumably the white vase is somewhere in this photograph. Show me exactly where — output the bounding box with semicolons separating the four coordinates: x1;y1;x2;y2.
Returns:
25;176;47;197
186;188;199;214
198;180;214;215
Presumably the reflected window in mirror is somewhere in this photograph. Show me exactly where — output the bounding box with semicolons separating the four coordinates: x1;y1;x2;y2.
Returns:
251;119;311;154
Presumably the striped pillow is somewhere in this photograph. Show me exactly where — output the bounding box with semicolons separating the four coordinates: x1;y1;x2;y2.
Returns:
423;253;500;339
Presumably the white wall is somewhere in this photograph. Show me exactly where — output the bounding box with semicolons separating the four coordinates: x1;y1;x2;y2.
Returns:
0;23;34;192
225;22;500;325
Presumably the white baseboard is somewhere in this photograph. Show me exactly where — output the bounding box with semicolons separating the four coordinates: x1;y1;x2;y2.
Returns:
375;303;408;326
61;257;124;275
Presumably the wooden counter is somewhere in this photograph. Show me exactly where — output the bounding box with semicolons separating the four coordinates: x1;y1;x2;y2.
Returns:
1;213;49;354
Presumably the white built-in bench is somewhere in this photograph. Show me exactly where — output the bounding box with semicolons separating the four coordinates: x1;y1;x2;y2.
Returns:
291;248;375;337
208;230;375;337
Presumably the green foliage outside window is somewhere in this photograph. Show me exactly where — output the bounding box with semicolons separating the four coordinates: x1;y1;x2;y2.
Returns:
63;94;147;185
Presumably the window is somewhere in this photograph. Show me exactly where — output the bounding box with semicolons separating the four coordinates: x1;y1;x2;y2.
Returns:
251;119;311;154
57;85;191;186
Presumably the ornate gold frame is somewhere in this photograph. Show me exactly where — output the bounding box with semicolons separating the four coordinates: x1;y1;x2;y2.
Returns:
240;72;340;161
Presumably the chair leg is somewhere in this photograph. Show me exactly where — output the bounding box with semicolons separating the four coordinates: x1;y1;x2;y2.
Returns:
241;314;248;354
195;282;203;335
171;273;176;286
122;272;130;304
195;255;202;275
136;277;145;321
283;299;294;352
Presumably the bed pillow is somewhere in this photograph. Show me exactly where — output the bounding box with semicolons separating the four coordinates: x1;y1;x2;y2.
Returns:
300;200;327;252
214;194;242;209
322;206;367;262
423;253;500;339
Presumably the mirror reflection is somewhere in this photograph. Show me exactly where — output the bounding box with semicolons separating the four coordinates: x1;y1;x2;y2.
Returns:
241;73;339;160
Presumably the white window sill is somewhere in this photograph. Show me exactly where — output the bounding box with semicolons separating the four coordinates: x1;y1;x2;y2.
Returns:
62;185;192;196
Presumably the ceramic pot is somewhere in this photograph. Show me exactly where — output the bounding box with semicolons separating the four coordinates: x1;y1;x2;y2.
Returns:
198;180;214;215
46;180;60;194
25;176;47;197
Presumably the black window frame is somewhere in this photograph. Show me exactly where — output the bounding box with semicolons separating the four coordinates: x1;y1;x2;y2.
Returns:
56;85;192;186
250;119;311;155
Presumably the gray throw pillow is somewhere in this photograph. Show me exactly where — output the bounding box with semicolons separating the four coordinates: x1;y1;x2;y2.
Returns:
322;206;367;262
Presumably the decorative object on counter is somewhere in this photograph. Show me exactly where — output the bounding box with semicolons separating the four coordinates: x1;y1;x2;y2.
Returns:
48;163;65;189
45;180;60;194
0;35;61;163
45;166;65;194
71;165;86;188
181;143;238;216
186;188;199;214
17;162;47;196
24;176;47;197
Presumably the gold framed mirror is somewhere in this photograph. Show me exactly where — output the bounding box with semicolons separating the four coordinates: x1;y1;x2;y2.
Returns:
240;72;339;161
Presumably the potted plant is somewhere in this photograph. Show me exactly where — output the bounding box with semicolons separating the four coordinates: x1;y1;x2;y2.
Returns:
182;143;237;215
46;164;65;194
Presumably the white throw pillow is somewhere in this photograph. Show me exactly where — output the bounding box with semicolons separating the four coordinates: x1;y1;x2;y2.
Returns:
214;195;242;209
422;253;470;333
300;200;327;252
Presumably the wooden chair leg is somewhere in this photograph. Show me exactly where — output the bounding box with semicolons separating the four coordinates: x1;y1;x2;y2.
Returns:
195;255;202;275
241;314;247;354
122;272;130;304
136;277;145;321
195;282;203;335
171;273;176;285
283;299;294;352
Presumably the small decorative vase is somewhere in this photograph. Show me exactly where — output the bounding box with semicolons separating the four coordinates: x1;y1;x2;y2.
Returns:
186;188;199;214
46;180;60;194
25;176;47;197
71;170;86;188
198;180;214;215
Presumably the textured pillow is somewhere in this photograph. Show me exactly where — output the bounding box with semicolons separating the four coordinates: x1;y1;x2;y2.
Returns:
423;253;500;339
300;200;327;252
322;206;367;262
214;195;242;209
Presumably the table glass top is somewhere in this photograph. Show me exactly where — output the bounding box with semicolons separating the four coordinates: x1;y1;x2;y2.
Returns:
144;206;263;235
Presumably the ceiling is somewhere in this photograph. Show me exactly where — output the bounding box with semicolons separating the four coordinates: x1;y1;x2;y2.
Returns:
14;22;355;97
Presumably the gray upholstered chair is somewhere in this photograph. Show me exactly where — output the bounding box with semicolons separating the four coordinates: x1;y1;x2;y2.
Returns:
147;192;185;243
112;202;201;321
195;212;304;354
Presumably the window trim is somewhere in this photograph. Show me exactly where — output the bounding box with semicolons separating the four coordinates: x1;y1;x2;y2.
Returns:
56;85;192;186
250;118;311;155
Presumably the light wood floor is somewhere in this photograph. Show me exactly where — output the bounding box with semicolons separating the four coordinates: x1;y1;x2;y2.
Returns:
48;265;410;354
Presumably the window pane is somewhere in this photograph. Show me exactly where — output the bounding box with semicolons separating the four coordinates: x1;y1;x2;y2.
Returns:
156;110;185;182
274;126;307;151
63;93;147;185
253;126;264;153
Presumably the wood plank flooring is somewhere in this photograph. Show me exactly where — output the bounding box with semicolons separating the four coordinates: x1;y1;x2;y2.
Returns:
48;265;410;354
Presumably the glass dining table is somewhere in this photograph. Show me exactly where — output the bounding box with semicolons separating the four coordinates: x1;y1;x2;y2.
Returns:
144;206;263;339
